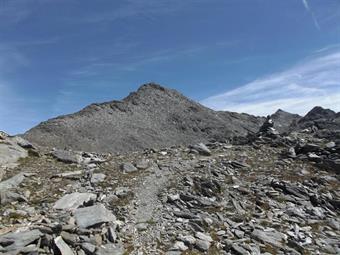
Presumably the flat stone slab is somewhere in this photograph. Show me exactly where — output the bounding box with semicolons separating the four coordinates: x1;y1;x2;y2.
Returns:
74;204;116;229
0;229;43;252
51;149;82;164
251;229;286;248
54;192;97;210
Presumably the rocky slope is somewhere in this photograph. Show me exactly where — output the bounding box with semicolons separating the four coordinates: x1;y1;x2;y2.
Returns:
0;121;339;255
24;84;265;153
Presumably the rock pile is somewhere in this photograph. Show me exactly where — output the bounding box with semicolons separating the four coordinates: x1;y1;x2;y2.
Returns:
0;131;339;254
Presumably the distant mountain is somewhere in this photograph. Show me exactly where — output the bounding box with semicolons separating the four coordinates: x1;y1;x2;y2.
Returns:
295;106;340;130
24;83;264;153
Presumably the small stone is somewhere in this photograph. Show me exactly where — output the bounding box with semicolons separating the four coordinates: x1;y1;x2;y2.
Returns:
191;143;212;156
178;235;196;245
81;243;96;254
91;173;106;183
54;236;75;255
195;232;213;242
96;243;125;255
327;219;340;230
234;229;245;239
107;227;117;242
173;241;188;251
135;159;149;169
0;190;28;205
325;141;336;148
195;239;211;252
120;163;138;173
61;231;78;246
136;223;148;231
216;230;226;236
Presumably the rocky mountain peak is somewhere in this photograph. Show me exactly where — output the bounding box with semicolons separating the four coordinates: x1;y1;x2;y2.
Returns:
302;106;336;121
270;109;301;134
23;84;264;153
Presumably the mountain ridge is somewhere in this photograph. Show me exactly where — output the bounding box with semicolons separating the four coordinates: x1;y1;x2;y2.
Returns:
24;83;265;153
23;83;339;153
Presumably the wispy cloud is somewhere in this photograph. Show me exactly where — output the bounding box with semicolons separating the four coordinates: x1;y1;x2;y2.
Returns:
301;0;320;30
201;48;340;116
70;40;237;77
67;0;212;24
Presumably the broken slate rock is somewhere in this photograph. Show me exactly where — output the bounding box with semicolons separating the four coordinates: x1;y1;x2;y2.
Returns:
0;173;26;191
52;149;82;164
96;243;125;255
120;163;138;173
191;143;212;156
195;232;213;242
195;239;211;252
74;204;116;229
0;229;43;252
81;242;96;254
91;173;106;183
0;190;28;205
135;159;150;169
54;236;75;255
53;192;96;210
251;229;286;248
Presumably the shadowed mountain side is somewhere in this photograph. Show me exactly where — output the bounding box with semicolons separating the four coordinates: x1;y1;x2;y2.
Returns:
24;84;266;153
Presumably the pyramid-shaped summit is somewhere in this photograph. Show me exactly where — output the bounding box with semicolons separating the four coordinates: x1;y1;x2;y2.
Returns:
24;83;264;153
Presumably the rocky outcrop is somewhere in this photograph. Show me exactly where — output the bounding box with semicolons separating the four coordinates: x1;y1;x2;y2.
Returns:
0;132;33;171
271;109;301;134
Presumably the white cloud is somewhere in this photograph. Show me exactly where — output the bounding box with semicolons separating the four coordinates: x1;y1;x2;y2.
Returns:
201;48;340;116
301;0;320;30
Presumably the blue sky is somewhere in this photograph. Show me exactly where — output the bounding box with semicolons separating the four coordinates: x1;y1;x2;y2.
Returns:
0;0;340;134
